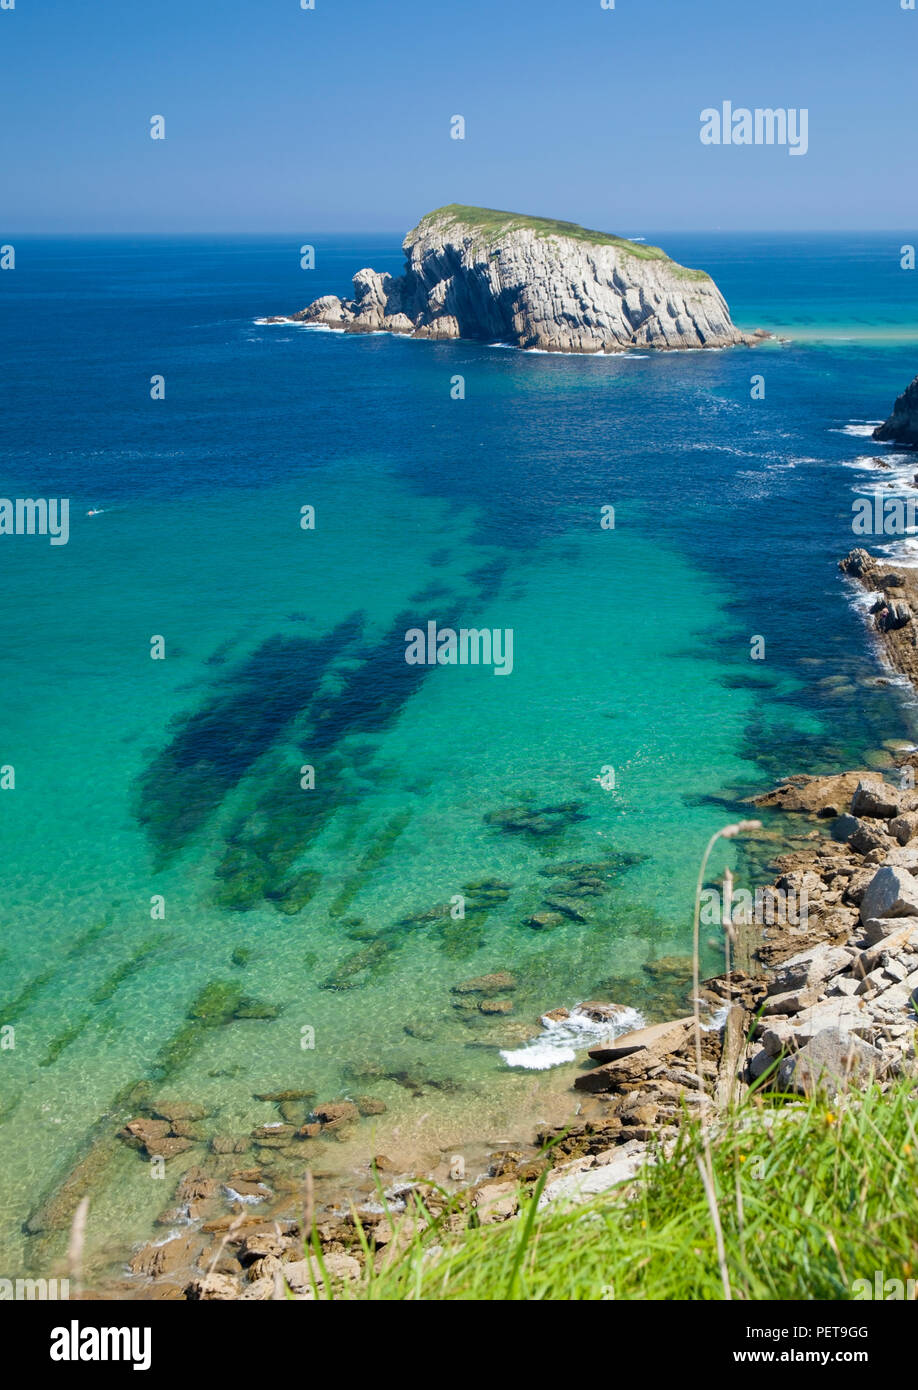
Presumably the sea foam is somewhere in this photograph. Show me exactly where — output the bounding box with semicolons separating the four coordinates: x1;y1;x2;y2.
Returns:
500;1003;644;1071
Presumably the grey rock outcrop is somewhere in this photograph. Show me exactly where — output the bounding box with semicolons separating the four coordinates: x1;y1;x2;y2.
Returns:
859;865;918;924
874;373;918;447
777;1028;888;1096
768;943;851;995
850;779;900;820
282;205;753;353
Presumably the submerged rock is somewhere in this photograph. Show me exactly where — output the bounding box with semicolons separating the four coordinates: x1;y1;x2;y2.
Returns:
321;938;391;990
355;1095;387;1116
542;896;595;923
253;1089;315;1103
233;997;281;1021
539;855;643;878
478;998;513;1015
265;868;321;915
485;800;587;837
527;910;565;931
452;971;517;995
188;982;244;1026
312;1101;359;1129
642;956;694;984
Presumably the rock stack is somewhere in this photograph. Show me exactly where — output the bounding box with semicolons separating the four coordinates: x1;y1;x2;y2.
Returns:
274;205;753;353
874;372;918;447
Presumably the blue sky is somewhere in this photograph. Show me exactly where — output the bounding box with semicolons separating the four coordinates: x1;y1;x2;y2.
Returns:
1;0;916;232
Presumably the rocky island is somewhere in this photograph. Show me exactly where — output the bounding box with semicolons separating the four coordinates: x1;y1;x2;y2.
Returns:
874;371;918;447
272;204;756;353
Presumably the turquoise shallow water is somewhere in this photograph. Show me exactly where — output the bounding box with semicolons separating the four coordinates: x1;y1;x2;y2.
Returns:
1;234;917;1280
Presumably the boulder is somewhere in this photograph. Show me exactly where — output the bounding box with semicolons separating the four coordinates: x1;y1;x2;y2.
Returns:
312;1101;359;1128
768;944;851;994
151;1101;209;1123
861;916;917;946
886;599;913;630
850;780;900;820
883;846;918;871
471;1180;519;1224
866;973;918;1018
539;1141;647;1208
586;1016;693;1064
856;922;918;967
762;986;818;1017
831;813;860;842
129;1233;197;1278
786;996;876;1045
848;820;891;855
184;1272;241;1300
576;1001;626;1022
749;1048;776;1081
859;866;918;924
175;1170;220;1204
889;812;918;845
839;548;873;579
239;1232;295;1264
854;967;888;996
759;1018;799;1057
777;1028;888;1095
283;1252;361;1293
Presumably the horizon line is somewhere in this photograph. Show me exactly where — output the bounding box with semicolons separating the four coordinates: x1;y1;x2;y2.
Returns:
3;227;916;238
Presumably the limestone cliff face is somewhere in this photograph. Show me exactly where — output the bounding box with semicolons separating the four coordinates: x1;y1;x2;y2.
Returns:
282;205;751;353
874;374;918;447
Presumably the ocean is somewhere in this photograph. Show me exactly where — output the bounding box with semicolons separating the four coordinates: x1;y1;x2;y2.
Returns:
1;231;916;1283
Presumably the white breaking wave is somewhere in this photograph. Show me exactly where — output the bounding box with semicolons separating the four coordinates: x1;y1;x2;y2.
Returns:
831;422;885;438
499;1003;644;1072
253;317;347;334
223;1184;268;1204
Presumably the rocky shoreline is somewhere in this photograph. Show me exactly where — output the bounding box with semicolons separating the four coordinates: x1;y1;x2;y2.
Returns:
73;754;916;1300
111;501;918;1297
840;547;918;687
47;553;918;1300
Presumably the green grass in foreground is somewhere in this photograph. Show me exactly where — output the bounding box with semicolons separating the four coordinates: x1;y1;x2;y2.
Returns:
355;1074;918;1300
421;205;711;281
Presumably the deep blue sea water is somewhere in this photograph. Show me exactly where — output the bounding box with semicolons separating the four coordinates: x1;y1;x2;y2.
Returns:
1;233;917;1279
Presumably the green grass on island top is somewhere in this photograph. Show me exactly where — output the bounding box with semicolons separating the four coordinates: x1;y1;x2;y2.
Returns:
420;204;712;281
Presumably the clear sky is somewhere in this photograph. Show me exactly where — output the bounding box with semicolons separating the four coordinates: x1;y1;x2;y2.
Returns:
1;0;915;233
